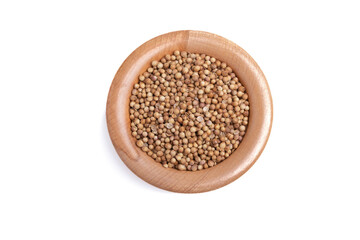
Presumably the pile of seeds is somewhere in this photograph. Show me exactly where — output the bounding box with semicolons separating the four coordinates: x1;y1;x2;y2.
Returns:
129;51;250;171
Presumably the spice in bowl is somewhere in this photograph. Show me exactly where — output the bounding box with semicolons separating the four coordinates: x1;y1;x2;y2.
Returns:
129;51;250;171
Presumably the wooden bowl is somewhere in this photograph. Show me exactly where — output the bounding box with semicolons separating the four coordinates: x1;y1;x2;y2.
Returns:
106;30;273;193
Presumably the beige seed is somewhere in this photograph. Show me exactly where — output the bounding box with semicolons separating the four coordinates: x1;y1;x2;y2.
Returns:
175;72;182;79
137;140;144;148
178;164;186;171
151;61;158;67
130;51;249;171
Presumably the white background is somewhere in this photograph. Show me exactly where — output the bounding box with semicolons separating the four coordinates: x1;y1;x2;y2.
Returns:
1;0;359;239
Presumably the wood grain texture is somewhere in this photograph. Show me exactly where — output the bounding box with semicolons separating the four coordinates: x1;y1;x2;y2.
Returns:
106;30;273;193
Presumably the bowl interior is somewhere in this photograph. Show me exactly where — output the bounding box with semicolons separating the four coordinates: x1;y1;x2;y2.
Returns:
106;31;272;193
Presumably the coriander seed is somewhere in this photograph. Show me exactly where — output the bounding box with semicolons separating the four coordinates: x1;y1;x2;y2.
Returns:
129;51;250;171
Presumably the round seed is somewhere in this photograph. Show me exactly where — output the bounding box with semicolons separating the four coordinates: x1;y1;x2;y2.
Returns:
129;51;250;171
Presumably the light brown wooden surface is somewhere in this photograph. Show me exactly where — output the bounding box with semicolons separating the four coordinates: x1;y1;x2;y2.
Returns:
106;30;273;193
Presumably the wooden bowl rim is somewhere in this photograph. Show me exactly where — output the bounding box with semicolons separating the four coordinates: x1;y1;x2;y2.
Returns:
106;30;273;193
